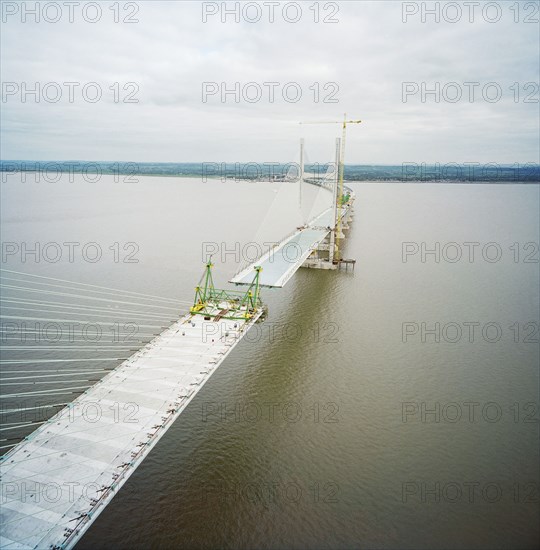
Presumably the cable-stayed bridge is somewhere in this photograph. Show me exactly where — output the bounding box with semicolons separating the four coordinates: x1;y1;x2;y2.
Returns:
0;139;356;549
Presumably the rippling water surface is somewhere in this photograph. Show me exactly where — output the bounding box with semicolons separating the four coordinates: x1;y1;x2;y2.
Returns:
1;176;538;549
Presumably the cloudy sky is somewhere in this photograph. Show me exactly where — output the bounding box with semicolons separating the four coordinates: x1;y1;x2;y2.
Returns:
1;0;538;164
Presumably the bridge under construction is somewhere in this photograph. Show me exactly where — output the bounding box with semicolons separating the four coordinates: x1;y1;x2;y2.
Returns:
0;121;359;549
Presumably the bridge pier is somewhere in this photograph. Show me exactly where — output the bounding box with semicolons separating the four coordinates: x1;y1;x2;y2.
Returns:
302;196;355;271
302;257;338;270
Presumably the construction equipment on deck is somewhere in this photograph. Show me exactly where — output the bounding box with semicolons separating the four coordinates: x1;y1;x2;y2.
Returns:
191;263;263;320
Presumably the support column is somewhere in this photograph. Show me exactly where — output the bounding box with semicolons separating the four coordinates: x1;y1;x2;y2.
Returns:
329;137;341;264
299;138;304;211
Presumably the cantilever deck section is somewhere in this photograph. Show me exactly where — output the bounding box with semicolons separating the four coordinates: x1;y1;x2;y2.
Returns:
230;204;351;288
0;308;262;549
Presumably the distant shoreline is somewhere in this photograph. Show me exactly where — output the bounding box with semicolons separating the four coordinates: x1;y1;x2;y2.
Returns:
1;161;538;183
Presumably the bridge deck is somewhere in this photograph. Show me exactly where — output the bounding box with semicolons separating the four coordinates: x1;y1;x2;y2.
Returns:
230;205;349;288
0;307;262;549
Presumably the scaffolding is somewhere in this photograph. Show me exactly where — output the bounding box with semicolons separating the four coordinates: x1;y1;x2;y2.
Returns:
191;263;263;320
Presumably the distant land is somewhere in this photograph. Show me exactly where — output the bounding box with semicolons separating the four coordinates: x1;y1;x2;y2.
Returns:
1;161;538;183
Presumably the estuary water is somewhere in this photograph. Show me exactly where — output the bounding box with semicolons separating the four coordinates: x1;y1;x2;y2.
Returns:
1;175;538;549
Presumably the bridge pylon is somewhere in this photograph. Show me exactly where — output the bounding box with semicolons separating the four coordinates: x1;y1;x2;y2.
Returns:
300;135;356;271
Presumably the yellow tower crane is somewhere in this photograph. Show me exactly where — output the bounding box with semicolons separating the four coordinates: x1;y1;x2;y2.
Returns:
299;114;361;261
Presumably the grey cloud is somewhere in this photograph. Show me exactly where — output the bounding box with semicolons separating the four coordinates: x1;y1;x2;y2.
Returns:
0;1;538;163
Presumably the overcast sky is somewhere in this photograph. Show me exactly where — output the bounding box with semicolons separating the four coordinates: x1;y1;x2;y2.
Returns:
1;0;538;164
